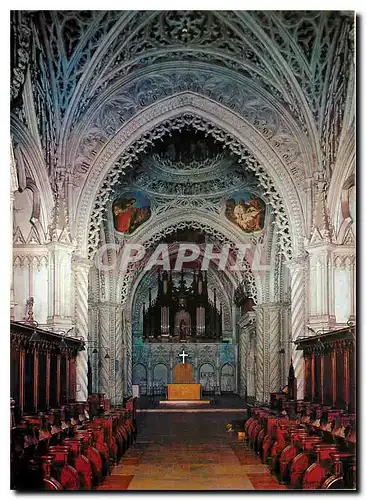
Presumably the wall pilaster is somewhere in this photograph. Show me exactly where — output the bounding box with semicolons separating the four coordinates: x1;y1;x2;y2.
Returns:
47;242;74;330
267;304;282;393
13;248;49;324
332;246;356;325
306;243;337;330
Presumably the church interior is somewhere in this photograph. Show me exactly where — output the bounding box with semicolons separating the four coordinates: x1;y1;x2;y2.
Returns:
10;10;356;491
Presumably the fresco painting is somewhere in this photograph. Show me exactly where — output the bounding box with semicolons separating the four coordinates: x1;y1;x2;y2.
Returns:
113;192;151;234
225;193;265;232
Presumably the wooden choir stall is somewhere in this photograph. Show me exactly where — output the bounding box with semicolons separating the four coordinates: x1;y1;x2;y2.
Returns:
10;321;137;491
244;325;356;490
299;327;355;412
11;321;82;416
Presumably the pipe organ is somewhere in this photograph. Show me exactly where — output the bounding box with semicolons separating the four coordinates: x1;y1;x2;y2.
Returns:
142;270;223;342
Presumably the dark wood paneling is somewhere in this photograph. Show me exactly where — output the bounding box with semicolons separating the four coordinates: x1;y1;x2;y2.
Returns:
38;353;46;410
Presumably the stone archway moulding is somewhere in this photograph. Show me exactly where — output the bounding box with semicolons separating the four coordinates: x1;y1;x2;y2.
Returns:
122;211;262;311
114;211;262;307
75;92;306;260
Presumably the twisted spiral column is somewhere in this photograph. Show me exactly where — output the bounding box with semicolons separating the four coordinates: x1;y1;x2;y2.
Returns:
253;304;283;402
109;302;116;403
125;318;133;396
238;328;248;398
89;304;99;392
114;305;124;404
268;304;281;393
288;261;306;399
73;257;91;402
247;334;256;398
98;303;110;397
253;305;265;403
280;304;291;388
237;312;255;399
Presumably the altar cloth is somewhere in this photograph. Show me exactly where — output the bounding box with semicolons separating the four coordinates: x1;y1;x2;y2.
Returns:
167;383;201;400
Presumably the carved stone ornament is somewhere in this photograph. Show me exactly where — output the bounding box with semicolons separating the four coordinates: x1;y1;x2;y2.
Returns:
78;96;304;262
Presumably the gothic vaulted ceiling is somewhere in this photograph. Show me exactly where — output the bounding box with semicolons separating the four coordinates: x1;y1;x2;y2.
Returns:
11;10;355;258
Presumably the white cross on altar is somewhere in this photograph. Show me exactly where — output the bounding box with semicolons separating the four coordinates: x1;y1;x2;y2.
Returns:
179;349;189;364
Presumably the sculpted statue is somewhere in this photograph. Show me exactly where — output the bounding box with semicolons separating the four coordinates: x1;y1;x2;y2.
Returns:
179;319;187;341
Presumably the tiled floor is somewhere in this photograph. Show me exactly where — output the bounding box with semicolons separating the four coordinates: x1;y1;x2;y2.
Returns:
97;411;286;490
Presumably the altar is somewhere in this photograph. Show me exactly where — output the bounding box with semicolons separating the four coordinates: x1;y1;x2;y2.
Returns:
167;383;201;400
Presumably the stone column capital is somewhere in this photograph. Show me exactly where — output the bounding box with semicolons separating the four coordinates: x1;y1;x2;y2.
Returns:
253;302;285;313
237;311;256;328
72;255;92;270
97;302;114;311
47;240;75;253
305;242;335;255
285;258;306;272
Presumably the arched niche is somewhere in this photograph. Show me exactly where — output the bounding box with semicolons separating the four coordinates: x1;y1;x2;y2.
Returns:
153;364;168;393
199;363;215;391
220;363;234;393
132;363;147;395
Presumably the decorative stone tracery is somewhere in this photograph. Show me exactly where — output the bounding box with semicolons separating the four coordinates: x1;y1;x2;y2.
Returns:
10;11;355;406
76;94;305;262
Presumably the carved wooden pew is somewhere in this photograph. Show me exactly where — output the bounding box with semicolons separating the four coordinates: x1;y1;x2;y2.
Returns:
11;408;92;489
11;423;38;489
110;412;127;457
247;410;268;450
94;415;118;465
11;396;138;490
301;443;340;489
118;409;135;447
47;445;80;490
82;424;111;477
321;452;355;489
74;430;104;486
15;414;83;490
279;427;309;483
63;437;93;490
28;455;63;490
261;416;284;464
270;420;299;475
288;435;324;488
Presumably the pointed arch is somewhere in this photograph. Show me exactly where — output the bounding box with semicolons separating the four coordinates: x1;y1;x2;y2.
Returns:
75;92;306;261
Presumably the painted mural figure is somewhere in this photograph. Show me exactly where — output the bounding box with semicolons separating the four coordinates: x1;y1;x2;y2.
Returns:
225;194;265;232
113;197;136;233
113;193;151;234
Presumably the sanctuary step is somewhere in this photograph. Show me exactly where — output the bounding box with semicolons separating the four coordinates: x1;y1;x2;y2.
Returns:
137;394;248;410
159;399;211;405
